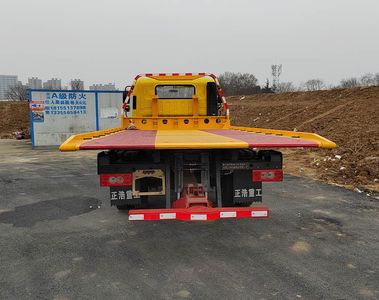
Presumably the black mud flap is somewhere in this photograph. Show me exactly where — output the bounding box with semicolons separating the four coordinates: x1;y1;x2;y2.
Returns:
221;170;262;207
232;170;262;204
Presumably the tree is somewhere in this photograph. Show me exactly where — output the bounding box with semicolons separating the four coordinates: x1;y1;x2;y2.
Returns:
340;77;360;88
218;72;259;96
360;73;376;86
304;79;324;91
271;64;282;91
71;79;84;90
276;82;297;93
374;73;379;86
6;83;28;101
261;79;274;93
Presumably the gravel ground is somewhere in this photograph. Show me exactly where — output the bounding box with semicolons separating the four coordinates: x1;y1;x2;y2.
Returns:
0;140;378;300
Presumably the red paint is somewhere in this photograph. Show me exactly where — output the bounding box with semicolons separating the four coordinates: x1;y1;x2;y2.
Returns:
100;173;132;186
128;206;269;221
252;169;283;182
203;129;319;148
80;130;157;150
172;184;212;208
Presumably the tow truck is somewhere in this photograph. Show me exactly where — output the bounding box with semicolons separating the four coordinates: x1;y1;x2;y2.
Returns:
60;73;336;221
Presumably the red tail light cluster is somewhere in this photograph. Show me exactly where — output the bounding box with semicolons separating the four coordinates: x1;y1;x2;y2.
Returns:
252;169;283;182
100;173;132;186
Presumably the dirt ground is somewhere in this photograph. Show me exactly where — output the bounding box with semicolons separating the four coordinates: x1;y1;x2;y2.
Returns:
229;86;379;195
0;101;29;139
0;87;378;194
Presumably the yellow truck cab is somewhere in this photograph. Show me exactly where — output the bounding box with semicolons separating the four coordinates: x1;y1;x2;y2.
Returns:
122;74;229;130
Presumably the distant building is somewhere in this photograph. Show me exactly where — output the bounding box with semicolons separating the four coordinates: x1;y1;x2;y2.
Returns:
0;75;18;99
28;77;42;89
43;78;61;90
70;79;84;90
89;83;117;91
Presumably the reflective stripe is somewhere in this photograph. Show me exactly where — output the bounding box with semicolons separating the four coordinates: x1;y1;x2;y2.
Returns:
252;211;268;217
190;214;207;221
160;213;176;220
220;211;237;218
129;214;144;220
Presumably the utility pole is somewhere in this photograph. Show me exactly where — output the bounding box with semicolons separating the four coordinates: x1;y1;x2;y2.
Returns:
271;64;282;92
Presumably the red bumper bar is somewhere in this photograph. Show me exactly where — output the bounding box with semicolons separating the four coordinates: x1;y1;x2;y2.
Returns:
128;206;269;221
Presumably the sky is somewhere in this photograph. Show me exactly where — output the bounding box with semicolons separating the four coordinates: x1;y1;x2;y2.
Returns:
1;0;378;89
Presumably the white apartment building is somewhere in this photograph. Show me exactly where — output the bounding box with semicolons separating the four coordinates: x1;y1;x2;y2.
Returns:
28;77;43;89
89;83;116;91
0;75;18;99
43;78;62;90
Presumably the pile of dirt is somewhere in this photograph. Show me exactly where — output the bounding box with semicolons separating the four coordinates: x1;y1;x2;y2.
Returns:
0;101;30;139
229;86;379;194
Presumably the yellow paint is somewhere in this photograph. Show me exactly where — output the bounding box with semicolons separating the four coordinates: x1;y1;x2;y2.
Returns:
125;76;211;122
155;130;248;149
59;127;123;151
128;116;230;130
151;96;159;117
230;126;337;149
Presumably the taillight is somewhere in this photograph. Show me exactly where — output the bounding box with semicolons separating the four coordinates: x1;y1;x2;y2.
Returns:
252;169;283;182
100;174;132;186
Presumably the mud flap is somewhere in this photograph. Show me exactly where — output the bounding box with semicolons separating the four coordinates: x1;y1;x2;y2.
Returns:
110;186;141;207
232;170;262;204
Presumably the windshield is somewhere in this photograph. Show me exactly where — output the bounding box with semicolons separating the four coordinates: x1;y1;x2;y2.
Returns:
155;85;195;99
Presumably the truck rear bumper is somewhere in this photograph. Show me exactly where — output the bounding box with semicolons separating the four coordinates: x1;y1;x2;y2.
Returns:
128;206;269;221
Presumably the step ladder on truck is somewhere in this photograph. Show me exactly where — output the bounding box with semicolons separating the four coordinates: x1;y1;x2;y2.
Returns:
60;73;336;221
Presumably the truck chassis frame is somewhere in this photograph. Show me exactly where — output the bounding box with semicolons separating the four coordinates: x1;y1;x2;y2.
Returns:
98;148;282;221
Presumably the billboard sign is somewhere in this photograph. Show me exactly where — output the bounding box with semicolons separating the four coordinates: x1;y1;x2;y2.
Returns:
29;89;124;146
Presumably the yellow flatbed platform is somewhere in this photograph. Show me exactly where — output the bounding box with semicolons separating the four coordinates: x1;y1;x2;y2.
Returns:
59;126;336;151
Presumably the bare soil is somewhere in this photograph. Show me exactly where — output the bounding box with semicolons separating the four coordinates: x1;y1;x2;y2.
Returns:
229;86;379;194
0;101;29;139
